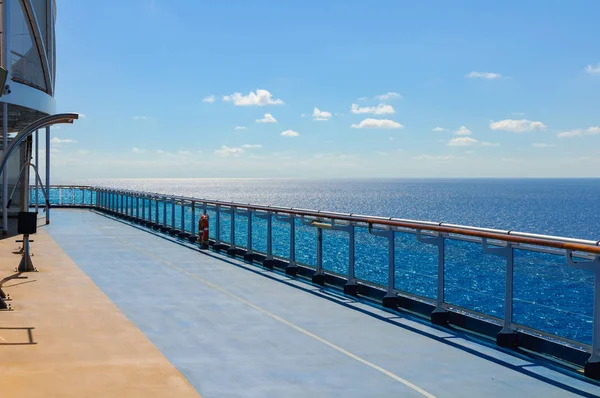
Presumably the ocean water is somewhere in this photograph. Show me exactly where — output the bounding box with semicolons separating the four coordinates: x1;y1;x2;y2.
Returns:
66;178;600;346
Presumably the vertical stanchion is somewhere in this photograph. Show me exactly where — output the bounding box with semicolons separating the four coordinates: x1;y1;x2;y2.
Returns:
586;268;600;379
215;205;221;245
343;225;358;295
191;202;196;236
180;201;185;235
227;207;237;255
45;126;50;223
34;130;39;213
482;239;518;348
311;227;325;285
243;209;253;261
417;230;448;325
171;198;175;231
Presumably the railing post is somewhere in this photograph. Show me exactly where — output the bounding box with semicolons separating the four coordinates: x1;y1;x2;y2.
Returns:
288;216;296;274
243;210;254;261
482;239;518;348
416;230;448;324
587;270;600;379
343;225;358;295
564;252;600;379
142;196;146;221
226;207;237;255
180;201;185;235
266;212;272;261
311;226;325;285
385;229;395;303
215;205;221;245
171;198;176;231
191;202;196;236
154;196;160;228
368;225;396;306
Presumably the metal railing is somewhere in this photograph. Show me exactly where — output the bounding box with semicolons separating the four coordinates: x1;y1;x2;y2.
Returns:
32;185;600;378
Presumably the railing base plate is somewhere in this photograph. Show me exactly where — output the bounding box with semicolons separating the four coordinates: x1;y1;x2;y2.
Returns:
312;274;326;286
584;361;600;380
343;284;359;297
497;332;519;349
285;266;298;277
430;310;449;326
382;296;399;309
243;253;255;262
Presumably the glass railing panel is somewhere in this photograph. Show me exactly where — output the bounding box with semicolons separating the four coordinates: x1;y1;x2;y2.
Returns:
354;226;388;286
173;201;182;231
234;211;248;248
513;249;593;345
322;229;349;275
295;218;316;267
272;217;290;259
444;239;505;319
206;207;217;240
73;188;84;205
183;204;193;233
394;231;438;300
219;207;232;244
251;212;267;254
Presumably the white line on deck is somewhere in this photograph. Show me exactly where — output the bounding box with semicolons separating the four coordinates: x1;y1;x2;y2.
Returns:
104;229;437;398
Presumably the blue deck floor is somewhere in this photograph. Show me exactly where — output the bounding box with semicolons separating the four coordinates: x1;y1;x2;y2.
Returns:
45;209;600;398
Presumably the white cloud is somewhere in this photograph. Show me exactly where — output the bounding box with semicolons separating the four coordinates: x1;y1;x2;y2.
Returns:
481;142;500;147
557;126;600;138
281;130;299;137
51;137;77;144
585;64;600;75
214;145;244;157
300;113;307;117
76;149;90;155
132;147;146;153
356;97;368;101
156;149;166;154
351;118;403;129
351;103;395;115
256;113;277;123
501;157;518;162
490;119;547;132
223;89;284;106
234;126;247;131
532;143;556;148
202;95;216;103
178;150;191;155
455;126;472;136
513;112;525;116
241;144;262;148
50;147;60;153
466;71;502;79
432;127;445;132
414;154;465;161
133;116;150;120
375;92;402;100
448;137;478;146
313;107;332;121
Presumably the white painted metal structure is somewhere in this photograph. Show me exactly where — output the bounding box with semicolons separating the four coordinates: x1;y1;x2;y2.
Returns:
0;0;56;234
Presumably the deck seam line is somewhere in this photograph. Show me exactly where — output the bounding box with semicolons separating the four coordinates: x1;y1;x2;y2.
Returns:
99;227;437;398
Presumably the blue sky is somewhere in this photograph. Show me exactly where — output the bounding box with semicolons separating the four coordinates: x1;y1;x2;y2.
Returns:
49;0;600;180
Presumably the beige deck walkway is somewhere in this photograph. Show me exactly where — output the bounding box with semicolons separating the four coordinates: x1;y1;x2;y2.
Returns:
0;228;200;398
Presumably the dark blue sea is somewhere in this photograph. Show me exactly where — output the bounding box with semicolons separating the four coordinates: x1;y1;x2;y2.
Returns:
73;178;600;346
